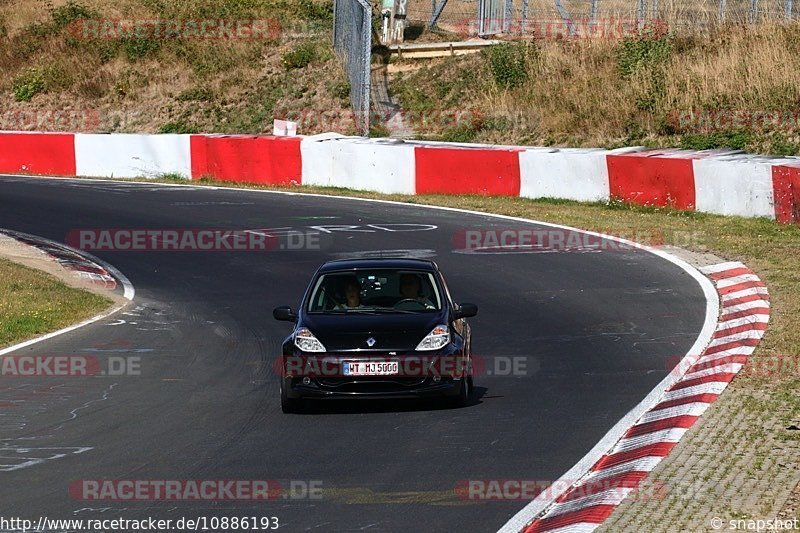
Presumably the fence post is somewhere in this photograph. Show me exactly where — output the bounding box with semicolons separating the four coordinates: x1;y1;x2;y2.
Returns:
332;0;339;42
360;0;371;135
522;0;529;33
429;0;449;28
637;0;646;27
332;0;372;136
554;0;576;36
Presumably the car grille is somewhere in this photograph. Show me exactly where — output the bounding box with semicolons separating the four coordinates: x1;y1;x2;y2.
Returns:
316;377;428;392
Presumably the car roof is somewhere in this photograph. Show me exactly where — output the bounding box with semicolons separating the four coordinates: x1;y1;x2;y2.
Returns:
318;258;438;273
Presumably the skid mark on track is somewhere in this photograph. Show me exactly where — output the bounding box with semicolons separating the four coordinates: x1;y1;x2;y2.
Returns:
65;383;117;422
0;383;92;432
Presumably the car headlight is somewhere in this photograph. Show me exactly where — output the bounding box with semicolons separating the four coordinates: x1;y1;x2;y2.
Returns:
294;328;326;353
416;325;450;351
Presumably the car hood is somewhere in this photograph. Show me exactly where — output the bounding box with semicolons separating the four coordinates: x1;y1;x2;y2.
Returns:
300;312;445;352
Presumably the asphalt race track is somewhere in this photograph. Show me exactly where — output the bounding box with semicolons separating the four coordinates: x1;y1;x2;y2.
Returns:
0;175;707;532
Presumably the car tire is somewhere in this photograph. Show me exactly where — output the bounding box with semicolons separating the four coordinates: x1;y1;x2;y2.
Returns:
467;359;475;396
450;378;470;408
280;382;301;414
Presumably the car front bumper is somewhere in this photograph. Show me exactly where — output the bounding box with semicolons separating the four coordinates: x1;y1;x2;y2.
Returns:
283;375;463;400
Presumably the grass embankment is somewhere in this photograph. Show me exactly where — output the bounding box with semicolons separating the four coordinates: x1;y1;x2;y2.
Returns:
0;258;111;347
0;0;353;135
391;23;800;155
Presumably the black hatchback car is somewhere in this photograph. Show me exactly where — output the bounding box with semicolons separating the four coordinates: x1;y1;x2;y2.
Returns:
273;258;478;413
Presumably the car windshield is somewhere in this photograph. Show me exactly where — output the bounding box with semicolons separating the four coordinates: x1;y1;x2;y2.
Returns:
307;269;442;314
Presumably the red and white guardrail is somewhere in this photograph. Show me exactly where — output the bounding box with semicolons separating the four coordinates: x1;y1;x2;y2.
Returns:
1;131;798;222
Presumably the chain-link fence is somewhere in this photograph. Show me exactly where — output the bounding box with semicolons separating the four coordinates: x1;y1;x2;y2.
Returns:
334;0;797;136
406;0;799;38
333;0;373;135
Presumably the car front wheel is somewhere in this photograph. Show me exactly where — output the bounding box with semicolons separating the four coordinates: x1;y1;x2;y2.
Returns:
450;378;470;408
281;381;302;414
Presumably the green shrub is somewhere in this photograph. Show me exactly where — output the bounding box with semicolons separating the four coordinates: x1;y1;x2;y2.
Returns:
159;120;198;134
393;71;436;112
438;113;488;143
617;32;672;78
157;172;188;181
12;69;46;102
298;0;333;21
95;41;121;63
211;79;283;134
635;68;667;112
485;42;535;90
680;130;751;151
8;2;94;61
112;69;148;97
766;133;800;156
177;86;214;101
42;64;74;91
282;42;317;70
327;79;350;100
50;1;95;29
164;0;257;20
122;38;160;61
440;125;479;143
368;120;390;138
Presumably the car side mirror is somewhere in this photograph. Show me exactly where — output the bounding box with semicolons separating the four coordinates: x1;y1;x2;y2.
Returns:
273;306;297;322
454;303;478;319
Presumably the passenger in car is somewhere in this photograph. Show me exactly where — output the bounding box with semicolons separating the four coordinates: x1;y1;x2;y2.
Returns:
337;277;366;309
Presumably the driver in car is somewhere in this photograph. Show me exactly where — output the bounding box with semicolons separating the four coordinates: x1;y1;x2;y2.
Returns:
399;273;435;309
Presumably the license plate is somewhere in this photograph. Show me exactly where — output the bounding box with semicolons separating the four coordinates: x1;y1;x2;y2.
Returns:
343;361;399;376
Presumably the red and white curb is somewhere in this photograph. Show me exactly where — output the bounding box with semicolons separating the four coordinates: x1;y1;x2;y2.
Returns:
8;231;119;290
500;261;769;533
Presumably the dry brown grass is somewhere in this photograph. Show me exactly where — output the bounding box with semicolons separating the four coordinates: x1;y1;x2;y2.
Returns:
393;22;800;154
0;0;353;135
410;0;794;35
